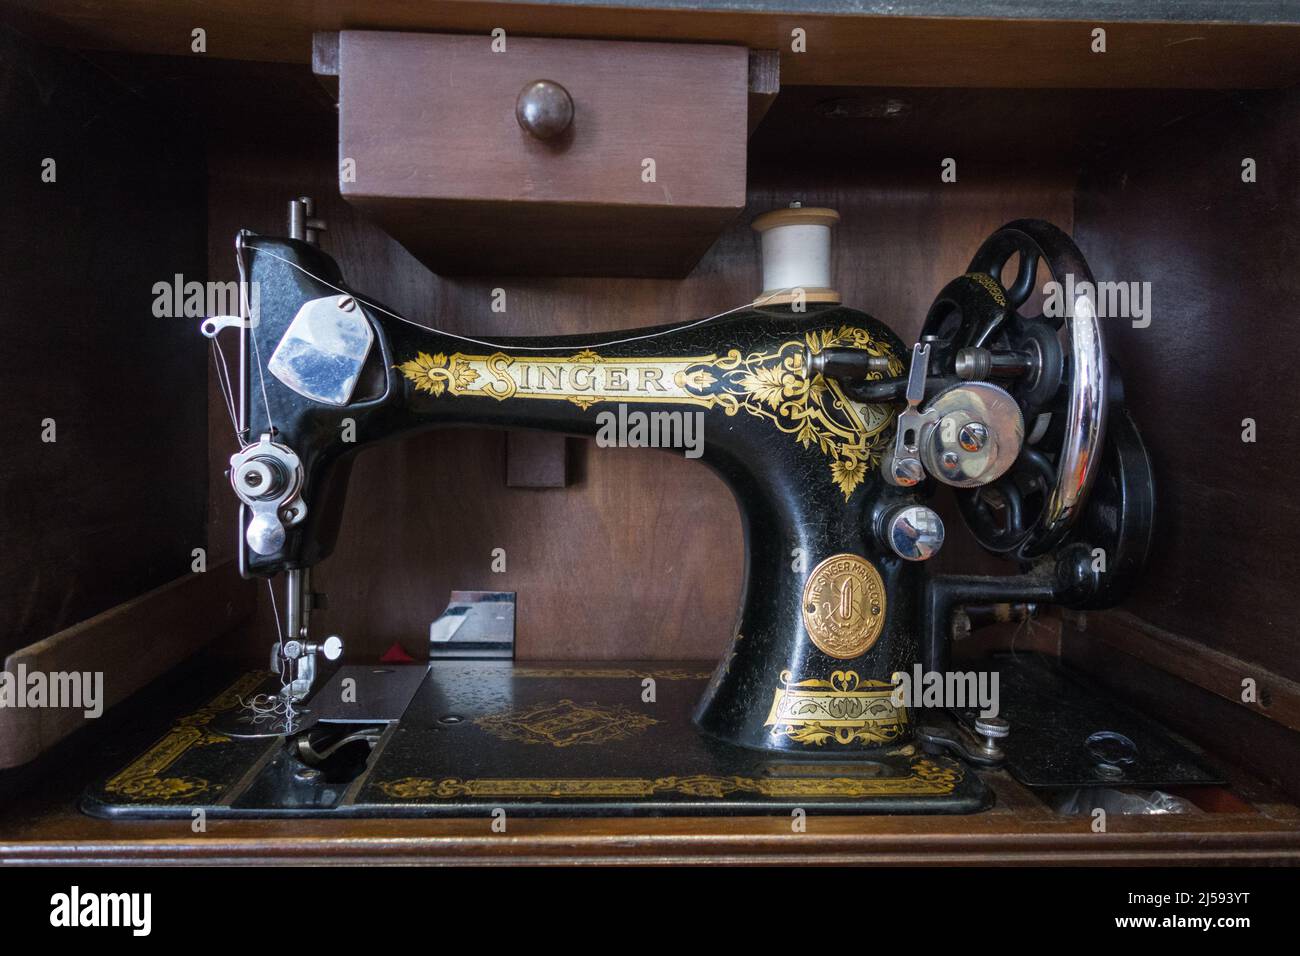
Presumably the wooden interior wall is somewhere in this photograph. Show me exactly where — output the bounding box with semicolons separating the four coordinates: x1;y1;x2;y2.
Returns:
12;44;1241;671
183;62;1104;662
0;29;208;659
1074;86;1300;682
1068;85;1300;796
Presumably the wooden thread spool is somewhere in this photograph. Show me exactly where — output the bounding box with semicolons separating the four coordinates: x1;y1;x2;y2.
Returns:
751;205;842;306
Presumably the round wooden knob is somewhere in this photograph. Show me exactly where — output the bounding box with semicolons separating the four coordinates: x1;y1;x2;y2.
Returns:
515;80;574;140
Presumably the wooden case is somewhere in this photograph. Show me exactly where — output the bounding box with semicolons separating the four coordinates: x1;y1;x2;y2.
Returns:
1;0;1299;865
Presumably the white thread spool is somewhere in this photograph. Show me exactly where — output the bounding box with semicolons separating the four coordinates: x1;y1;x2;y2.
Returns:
751;204;841;306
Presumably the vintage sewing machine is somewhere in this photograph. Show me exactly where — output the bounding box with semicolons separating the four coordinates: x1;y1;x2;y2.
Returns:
85;202;1183;818
5;0;1297;875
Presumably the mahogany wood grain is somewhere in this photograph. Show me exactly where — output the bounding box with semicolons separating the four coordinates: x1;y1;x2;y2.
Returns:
0;26;209;660
1076;611;1300;735
337;31;749;276
5;822;1298;865
506;432;569;488
4;2;1300;90
1073;86;1300;683
317;34;779;141
0;563;255;767
746;49;780;137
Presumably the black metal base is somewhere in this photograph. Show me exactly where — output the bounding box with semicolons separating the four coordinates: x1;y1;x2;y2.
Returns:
84;662;989;818
949;654;1223;789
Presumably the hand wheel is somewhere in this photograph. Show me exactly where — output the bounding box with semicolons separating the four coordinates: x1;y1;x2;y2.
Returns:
919;219;1108;562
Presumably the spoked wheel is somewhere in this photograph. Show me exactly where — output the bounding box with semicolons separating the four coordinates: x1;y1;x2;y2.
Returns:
920;219;1109;563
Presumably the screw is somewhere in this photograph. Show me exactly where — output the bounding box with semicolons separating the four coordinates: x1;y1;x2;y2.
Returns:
974;716;1010;758
336;295;356;312
893;457;924;486
959;421;988;452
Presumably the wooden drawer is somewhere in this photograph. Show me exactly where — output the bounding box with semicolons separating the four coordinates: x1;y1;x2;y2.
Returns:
335;31;750;277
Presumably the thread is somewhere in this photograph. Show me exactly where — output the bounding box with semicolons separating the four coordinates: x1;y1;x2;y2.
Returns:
752;205;841;306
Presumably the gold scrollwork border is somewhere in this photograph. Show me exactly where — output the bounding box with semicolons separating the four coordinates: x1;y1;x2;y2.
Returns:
473;699;659;748
510;667;713;680
376;759;960;801
102;671;266;802
397;325;902;500
764;669;907;747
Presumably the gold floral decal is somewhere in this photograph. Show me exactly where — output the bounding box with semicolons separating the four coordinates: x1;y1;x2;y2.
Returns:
397;351;481;397
473;699;659;748
764;669;907;747
816;328;905;493
396;325;901;500
103;671;266;801
376;759;960;800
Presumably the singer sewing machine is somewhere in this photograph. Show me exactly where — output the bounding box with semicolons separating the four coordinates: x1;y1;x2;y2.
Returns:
4;0;1297;870
84;204;1184;818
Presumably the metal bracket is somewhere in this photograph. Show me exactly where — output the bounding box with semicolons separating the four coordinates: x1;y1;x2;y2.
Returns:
883;343;930;486
429;592;516;660
916;718;1009;769
267;295;374;407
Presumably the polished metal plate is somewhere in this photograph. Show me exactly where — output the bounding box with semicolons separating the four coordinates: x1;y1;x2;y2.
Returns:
309;664;429;724
268;295;373;406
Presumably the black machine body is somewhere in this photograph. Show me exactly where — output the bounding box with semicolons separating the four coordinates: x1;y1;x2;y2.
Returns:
145;210;1159;817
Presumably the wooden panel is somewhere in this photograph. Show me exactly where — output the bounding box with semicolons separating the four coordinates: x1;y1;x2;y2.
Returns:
349;197;742;277
1065;615;1300;801
0;562;254;767
341;32;745;208
337;31;748;276
750;86;1232;168
506;432;569;487
319;33;779;136
1076;611;1300;734
746;49;780;137
0;26;208;660
4;2;1300;89
1073;86;1300;683
6;813;1300;865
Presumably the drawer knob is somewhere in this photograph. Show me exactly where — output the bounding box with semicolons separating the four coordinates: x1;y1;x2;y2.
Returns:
515;80;574;141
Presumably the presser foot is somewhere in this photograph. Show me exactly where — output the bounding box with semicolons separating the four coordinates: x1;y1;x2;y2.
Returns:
215;565;346;740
